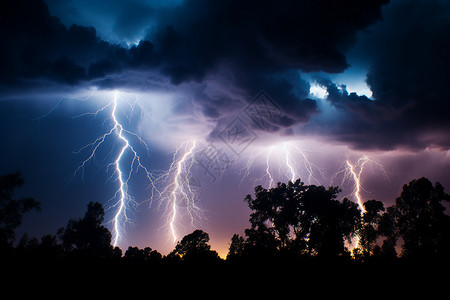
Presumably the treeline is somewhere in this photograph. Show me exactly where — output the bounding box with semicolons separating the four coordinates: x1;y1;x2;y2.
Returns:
1;171;450;267
228;177;450;264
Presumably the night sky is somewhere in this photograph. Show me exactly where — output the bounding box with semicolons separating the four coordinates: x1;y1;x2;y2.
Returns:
1;0;450;257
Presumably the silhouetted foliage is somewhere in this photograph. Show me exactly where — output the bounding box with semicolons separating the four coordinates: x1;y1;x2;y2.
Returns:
376;205;398;260
171;229;220;263
228;176;450;265
358;199;385;257
3;172;450;271
124;246;162;264
59;201;113;257
243;180;360;259
391;177;450;260
0;171;40;252
227;234;245;261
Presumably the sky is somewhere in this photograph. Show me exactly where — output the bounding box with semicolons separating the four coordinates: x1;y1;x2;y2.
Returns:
1;0;450;257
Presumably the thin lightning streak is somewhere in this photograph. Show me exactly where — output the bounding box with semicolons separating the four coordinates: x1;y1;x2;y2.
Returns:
113;118;128;245
344;157;369;250
73;91;159;247
158;140;204;244
243;142;324;189
266;147;275;188
285;147;296;183
7;95;90;135
346;159;367;213
281;143;324;185
331;155;388;252
294;146;323;185
332;155;388;213
27;91;204;248
169;140;197;243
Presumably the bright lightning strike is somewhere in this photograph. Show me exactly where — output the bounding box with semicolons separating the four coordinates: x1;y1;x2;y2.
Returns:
345;159;366;213
157;140;205;244
267;147;276;188
331;155;388;251
73;91;159;247
241;141;324;188
332;155;388;213
28;91;205;248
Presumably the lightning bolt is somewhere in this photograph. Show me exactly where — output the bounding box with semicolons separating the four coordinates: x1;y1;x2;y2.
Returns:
265;146;275;188
26;91;206;248
345;159;367;213
243;141;324;189
157;140;205;244
73;91;159;247
285;147;296;183
331;155;388;252
331;155;388;213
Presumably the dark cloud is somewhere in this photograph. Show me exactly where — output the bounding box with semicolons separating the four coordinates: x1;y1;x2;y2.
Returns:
0;0;126;86
314;80;413;150
312;0;450;151
112;1;154;42
143;0;389;133
1;0;388;136
45;0;180;44
366;0;450;148
147;0;389;82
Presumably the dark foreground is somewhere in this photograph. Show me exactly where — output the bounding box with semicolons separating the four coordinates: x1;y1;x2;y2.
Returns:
2;254;448;296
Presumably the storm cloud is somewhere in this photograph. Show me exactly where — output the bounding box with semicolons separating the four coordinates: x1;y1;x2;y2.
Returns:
310;0;450;151
6;0;450;151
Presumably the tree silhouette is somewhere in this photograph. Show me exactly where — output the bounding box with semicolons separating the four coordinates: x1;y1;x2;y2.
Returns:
0;171;40;252
358;199;385;257
377;205;398;260
307;196;360;258
244;180;304;254
243;180;361;259
59;201;113;257
391;177;450;260
171;229;219;262
3;173;450;267
124;246;162;264
227;234;245;261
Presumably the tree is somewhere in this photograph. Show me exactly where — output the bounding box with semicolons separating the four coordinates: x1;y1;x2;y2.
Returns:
59;201;113;257
227;234;245;260
0;171;40;251
305;195;360;258
35;234;64;259
172;229;219;262
377;205;398;260
124;246;162;263
244;179;361;259
358;199;385;256
392;177;450;260
244;181;304;253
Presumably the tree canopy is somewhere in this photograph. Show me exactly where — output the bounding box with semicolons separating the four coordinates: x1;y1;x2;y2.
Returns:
388;177;450;259
0;171;40;252
229;177;450;264
243;180;361;258
171;229;219;262
59;201;113;257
